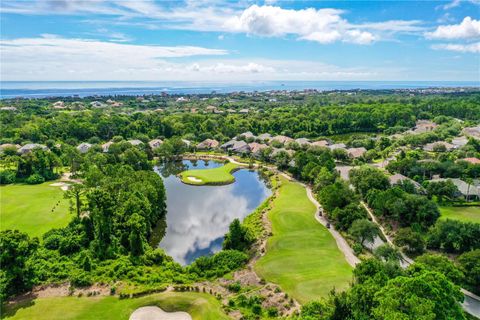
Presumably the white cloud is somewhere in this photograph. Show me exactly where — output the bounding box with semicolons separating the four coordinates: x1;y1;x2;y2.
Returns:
224;5;375;45
426;17;480;39
431;42;480;53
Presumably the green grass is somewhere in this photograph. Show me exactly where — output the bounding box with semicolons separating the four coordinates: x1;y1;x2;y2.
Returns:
439;205;480;223
2;292;228;320
179;162;238;185
0;181;71;238
255;177;352;304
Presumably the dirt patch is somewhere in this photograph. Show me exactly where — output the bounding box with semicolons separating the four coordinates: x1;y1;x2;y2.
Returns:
186;176;202;183
50;182;70;191
129;306;192;320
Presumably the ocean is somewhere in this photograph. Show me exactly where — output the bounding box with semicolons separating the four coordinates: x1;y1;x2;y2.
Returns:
1;81;478;99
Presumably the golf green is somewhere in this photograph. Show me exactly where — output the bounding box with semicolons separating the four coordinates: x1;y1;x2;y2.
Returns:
2;292;228;320
0;181;71;238
255;177;352;304
180;162;238;185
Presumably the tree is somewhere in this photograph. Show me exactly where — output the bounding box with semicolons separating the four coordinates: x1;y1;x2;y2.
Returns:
127;213;146;256
457;249;480;294
426;180;459;203
394;228;425;255
373;269;465;320
0;230;39;300
416;253;464;284
223;219;253;252
318;180;355;213
64;183;85;217
349;219;379;246
349;166;390;196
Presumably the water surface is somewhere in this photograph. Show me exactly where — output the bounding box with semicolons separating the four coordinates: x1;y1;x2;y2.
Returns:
154;160;271;265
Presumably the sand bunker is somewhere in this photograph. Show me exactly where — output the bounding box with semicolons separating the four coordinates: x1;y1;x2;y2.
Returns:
50;182;70;191
129;306;192;320
186;176;202;183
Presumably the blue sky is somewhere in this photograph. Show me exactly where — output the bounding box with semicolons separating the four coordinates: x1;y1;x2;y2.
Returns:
1;0;479;81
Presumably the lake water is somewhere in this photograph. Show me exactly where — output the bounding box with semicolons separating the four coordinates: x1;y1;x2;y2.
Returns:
2;81;478;98
154;160;271;265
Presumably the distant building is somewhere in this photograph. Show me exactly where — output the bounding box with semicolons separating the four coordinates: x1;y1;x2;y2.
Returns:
0;143;20;153
347;147;367;159
389;173;422;190
463;126;480;140
102;141;113;153
90;101;105;108
196;139;219;150
257;133;272;142
271;135;294;145
423;141;455;152
128;139;143;146
148;139;163;149
221;140;250;153
310;140;329;148
182;139;191;147
430;178;480;200
238;131;256;140
52;101;66;109
0;106;17;111
76;142;92;154
271;148;294;157
328;143;347;150
412;120;438;134
452;136;469;147
205;105;217;113
248;142;268;157
295;138;311;146
18;143;48;154
458;157;480;165
238;108;250;114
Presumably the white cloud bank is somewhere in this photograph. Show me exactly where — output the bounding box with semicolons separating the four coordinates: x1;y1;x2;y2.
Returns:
431;42;480;53
0;35;394;81
426;17;480;39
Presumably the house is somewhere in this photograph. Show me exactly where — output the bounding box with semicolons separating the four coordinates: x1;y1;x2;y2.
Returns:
328;143;347;150
238;131;255;140
0;143;20;153
271;135;294;145
0;106;17;111
90;101;105;108
18;144;48;154
462;126;480;140
257;133;272;142
423;141;455;152
458;158;480;165
102;141;113;153
347;147;367;159
389;173;422;190
205;105;217;113
238;108;250;114
221;140;250;153
148;139;163;149
452;136;469;147
106;99;123;107
295;138;311;146
128;139;143;146
176;97;188;102
182;139;191;147
271;148;294;157
310;140;329;148
226;109;236;113
412;120;438;134
248;142;268;157
430;178;480;200
76;142;92;154
52;101;65;109
196;139;219;150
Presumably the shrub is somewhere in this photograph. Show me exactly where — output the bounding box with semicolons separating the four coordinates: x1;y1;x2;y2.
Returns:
0;170;16;185
227;281;241;293
25;173;45;184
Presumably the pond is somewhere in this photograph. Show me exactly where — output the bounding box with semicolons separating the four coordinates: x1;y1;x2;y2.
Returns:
154;160;272;265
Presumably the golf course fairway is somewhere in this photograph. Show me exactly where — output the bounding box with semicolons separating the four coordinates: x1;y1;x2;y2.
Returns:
255;177;352;304
0;181;71;238
2;292;228;320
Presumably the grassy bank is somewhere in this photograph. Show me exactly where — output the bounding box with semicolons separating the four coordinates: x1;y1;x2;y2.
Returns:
0;181;71;238
179;162;238;185
439;205;480;223
255;177;352;304
3;292;228;320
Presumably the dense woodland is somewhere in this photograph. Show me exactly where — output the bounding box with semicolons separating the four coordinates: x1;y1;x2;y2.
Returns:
1;90;480;319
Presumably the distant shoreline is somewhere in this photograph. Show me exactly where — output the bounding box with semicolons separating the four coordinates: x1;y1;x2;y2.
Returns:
1;80;479;99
